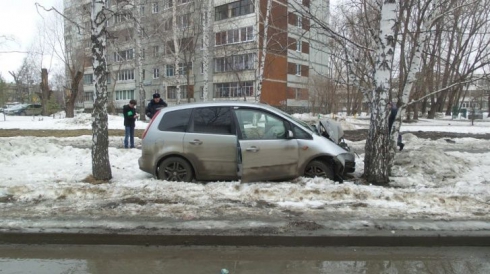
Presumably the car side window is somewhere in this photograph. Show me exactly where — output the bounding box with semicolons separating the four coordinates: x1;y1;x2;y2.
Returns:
291;124;312;139
191;107;233;135
235;109;286;140
158;109;192;132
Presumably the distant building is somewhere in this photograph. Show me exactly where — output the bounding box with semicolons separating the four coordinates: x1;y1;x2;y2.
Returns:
63;0;331;111
460;74;489;110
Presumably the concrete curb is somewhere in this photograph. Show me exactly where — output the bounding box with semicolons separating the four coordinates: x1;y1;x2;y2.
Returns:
1;219;490;247
2;230;490;247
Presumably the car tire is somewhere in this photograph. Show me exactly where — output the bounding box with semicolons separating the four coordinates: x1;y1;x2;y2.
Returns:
20;111;26;116
157;157;194;182
304;160;334;180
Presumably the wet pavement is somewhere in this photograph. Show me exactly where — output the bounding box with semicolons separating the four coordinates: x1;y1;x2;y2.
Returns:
1;245;490;273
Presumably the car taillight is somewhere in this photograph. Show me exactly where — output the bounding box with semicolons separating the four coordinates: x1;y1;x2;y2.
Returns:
141;110;161;140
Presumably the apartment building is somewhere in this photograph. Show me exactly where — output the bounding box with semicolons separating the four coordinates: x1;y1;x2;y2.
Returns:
63;0;330;111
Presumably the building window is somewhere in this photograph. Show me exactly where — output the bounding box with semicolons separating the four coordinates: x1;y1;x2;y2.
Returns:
164;18;172;31
227;29;239;44
177;14;190;29
166;64;175;77
164;0;173;9
115;90;135;100
153;45;159;57
167;86;187;100
296;64;301;76
214;53;254;73
296;39;302;52
152;2;159;13
114;14;129;23
117;69;135;81
214;81;254;98
84;92;94;101
178;62;192;75
113;49;134;62
167;86;177;99
215;5;228;21
215;26;254;46
297;15;303;29
295;88;301;99
153;68;160;79
215;0;254;21
83;74;93;85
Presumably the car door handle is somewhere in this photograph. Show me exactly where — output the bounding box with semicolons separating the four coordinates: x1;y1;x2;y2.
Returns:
245;146;260;152
189;139;203;145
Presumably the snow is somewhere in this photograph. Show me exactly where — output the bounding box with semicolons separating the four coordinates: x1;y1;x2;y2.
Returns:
1;112;490;232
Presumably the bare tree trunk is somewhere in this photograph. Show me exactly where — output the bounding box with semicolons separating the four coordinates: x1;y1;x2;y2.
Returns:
91;0;112;181
134;0;146;120
172;1;181;104
363;0;397;186
66;71;83;118
255;0;272;102
201;0;213;101
40;68;51;116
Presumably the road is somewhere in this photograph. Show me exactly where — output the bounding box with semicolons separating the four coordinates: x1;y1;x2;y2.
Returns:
1;245;490;274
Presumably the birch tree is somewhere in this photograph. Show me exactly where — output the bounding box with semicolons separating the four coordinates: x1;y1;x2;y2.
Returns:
132;0;146;120
201;0;214;101
91;0;112;180
255;0;273;102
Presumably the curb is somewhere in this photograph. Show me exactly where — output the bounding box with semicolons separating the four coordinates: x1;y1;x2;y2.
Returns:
1;218;490;247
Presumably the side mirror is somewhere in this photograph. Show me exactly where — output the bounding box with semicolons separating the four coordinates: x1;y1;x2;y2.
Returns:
287;130;294;139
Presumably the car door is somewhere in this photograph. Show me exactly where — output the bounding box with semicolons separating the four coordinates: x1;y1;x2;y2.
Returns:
234;107;299;183
183;106;238;180
25;105;34;115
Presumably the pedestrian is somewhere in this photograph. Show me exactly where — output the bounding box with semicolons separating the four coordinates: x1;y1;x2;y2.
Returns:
146;93;168;119
123;99;138;149
388;102;405;151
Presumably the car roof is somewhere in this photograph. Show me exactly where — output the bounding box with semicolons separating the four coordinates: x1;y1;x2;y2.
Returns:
161;101;279;113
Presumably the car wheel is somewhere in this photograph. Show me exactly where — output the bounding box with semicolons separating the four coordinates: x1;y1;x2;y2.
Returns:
158;157;194;182
20;111;26;116
304;160;334;180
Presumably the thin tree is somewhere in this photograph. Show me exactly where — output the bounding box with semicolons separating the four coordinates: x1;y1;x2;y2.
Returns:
90;0;112;180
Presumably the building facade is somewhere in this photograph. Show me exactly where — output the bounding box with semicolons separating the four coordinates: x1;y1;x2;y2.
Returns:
63;0;331;111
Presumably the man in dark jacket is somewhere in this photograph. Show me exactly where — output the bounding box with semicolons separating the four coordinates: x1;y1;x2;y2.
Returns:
146;93;167;119
388;102;405;151
123;99;138;148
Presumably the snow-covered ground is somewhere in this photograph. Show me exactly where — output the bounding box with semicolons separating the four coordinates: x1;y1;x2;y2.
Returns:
0;112;489;231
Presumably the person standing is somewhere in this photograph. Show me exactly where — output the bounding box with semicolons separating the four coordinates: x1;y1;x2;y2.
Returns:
146;93;167;119
123;99;138;149
388;102;405;151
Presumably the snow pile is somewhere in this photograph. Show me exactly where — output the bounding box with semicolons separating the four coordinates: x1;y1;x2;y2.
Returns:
1;113;490;231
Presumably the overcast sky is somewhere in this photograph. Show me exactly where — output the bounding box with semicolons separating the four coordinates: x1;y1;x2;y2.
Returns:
0;0;61;83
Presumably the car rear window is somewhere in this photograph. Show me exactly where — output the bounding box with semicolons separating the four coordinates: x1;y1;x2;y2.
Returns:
158;109;192;132
191;107;233;135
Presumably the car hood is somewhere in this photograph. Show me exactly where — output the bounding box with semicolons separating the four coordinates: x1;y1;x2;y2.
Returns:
316;119;344;144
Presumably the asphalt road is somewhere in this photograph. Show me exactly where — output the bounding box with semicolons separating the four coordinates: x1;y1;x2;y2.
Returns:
1;245;490;274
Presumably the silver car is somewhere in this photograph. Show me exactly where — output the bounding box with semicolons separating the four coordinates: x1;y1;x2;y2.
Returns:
138;101;355;183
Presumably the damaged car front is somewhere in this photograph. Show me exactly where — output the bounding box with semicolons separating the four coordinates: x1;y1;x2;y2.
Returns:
313;119;356;174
